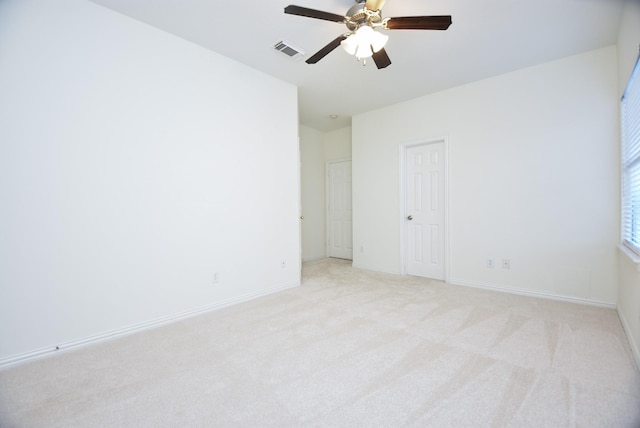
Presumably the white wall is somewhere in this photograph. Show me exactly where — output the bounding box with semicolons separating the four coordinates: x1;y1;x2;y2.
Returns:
324;127;352;161
0;0;299;364
617;0;640;368
353;46;619;304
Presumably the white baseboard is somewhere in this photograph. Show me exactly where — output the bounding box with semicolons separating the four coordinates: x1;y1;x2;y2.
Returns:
617;305;640;371
0;280;299;369
448;278;616;309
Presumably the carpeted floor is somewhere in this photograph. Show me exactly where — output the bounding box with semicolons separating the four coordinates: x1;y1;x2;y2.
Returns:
1;258;639;427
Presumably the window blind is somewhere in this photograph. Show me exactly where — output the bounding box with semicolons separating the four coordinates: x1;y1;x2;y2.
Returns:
622;52;640;255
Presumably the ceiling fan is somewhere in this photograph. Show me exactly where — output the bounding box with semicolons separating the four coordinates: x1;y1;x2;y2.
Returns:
284;0;452;69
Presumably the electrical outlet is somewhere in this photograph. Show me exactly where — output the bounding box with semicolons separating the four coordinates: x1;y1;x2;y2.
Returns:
502;259;510;269
212;272;219;284
281;259;286;269
487;259;495;268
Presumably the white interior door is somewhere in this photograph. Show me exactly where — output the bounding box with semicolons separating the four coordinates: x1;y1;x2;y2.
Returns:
327;161;353;260
405;143;445;280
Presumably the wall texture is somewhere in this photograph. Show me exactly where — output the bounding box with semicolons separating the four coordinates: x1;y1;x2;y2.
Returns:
353;47;619;305
617;0;640;369
0;0;299;364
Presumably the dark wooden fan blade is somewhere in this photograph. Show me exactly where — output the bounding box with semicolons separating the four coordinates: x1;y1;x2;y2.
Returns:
385;16;452;30
306;35;348;64
372;47;391;69
284;5;345;23
365;0;386;12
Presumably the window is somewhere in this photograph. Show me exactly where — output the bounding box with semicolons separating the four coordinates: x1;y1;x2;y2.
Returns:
622;53;640;255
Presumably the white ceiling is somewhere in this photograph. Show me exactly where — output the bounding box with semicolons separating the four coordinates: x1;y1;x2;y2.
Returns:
90;0;625;132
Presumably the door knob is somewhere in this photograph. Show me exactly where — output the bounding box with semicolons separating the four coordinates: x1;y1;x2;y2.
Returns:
300;215;304;220
407;215;413;220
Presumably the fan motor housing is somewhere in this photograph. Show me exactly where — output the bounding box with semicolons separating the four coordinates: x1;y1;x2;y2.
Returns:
345;3;382;31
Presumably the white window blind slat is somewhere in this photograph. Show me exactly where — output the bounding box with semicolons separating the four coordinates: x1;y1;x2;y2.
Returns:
622;52;640;255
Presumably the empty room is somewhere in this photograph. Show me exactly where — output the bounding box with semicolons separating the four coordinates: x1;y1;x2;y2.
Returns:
1;0;640;426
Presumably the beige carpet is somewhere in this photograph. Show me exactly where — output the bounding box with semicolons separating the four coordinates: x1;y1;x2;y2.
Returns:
1;258;639;427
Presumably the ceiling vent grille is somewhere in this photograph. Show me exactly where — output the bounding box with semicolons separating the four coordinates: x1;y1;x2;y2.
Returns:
273;40;305;60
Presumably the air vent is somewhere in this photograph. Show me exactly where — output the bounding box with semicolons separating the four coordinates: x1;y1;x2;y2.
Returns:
273;40;305;60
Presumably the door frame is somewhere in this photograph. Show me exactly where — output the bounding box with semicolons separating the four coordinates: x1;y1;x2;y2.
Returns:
326;158;353;259
399;137;450;280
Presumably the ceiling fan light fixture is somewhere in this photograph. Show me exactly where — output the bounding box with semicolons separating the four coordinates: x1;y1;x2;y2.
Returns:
340;35;358;56
355;43;374;59
341;25;388;59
